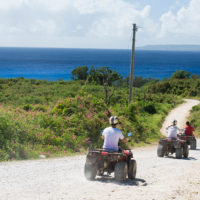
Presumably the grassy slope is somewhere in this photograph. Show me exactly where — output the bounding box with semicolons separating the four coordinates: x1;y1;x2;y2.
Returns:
0;78;182;161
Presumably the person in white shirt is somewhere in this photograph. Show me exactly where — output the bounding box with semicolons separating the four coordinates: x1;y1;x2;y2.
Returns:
102;116;125;151
166;120;180;139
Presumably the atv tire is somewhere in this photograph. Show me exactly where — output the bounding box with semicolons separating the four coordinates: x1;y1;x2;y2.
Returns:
183;144;189;158
157;144;165;157
84;162;97;180
175;147;183;159
190;139;196;150
128;159;137;179
114;162;127;182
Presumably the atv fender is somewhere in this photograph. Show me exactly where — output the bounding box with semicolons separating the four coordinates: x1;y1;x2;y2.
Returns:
86;156;97;165
159;139;167;145
173;140;182;148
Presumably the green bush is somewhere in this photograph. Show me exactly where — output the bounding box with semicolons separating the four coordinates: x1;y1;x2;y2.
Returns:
143;103;157;114
189;104;200;136
149;72;200;97
33;105;47;112
23;104;33;111
0;114;30;160
171;70;190;79
71;66;88;80
0;115;15;149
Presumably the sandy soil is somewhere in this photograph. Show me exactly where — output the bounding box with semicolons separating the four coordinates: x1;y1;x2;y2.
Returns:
0;99;199;200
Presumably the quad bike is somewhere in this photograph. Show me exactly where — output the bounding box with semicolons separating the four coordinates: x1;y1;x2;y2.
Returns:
84;133;137;182
177;129;197;150
157;138;189;159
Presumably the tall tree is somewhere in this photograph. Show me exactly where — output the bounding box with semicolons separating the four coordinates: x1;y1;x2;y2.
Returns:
171;70;190;79
71;66;88;80
87;67;122;104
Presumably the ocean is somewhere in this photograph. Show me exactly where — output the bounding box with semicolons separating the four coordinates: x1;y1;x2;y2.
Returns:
0;47;200;81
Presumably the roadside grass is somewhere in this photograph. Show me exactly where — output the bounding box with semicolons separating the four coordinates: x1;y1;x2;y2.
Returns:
189;102;200;137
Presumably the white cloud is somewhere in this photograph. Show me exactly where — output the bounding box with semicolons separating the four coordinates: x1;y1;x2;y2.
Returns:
0;0;26;10
89;4;152;38
37;0;72;12
8;26;22;34
0;0;199;48
29;19;56;35
158;0;200;43
0;0;158;48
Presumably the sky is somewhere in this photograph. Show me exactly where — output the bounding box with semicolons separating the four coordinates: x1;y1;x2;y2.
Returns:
0;0;200;49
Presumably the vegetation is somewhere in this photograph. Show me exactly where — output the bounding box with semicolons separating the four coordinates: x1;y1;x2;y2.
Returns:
170;70;191;79
71;66;88;80
189;104;200;137
148;70;200;137
133;76;158;88
71;66;122;85
0;69;199;161
149;73;200;97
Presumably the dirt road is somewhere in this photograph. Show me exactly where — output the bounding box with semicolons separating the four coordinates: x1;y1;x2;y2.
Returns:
0;99;199;200
161;99;200;136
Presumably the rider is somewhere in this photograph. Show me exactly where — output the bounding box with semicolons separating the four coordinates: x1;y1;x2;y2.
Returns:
166;120;179;139
184;121;195;136
102;116;125;151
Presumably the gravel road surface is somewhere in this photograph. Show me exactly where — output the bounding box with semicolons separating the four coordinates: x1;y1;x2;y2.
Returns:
0;99;199;200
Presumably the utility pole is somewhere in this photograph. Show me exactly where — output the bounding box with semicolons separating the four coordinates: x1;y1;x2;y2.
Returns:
129;23;137;104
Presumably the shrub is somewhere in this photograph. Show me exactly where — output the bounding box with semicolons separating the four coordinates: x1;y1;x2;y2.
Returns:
23;104;33;111
0;115;15;149
171;70;190;79
33;105;47;112
123;103;138;121
189;104;200;136
143;103;157;114
71;66;88;80
0;114;29;160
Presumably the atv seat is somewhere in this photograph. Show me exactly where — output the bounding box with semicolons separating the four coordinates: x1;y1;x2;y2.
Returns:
167;137;178;140
102;148;118;152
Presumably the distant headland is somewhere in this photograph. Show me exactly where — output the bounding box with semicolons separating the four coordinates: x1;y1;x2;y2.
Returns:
137;45;200;51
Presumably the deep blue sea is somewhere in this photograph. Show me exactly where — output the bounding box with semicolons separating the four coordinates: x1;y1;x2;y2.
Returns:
0;47;200;81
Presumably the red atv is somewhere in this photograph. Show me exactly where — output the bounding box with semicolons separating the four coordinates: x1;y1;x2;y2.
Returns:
157;138;189;159
177;129;197;150
84;148;137;182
